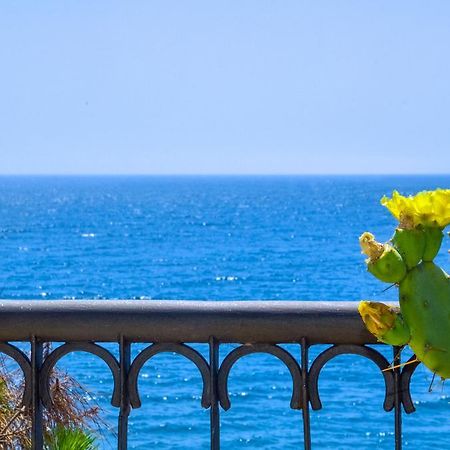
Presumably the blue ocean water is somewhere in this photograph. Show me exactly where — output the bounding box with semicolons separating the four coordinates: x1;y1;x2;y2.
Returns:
0;175;449;449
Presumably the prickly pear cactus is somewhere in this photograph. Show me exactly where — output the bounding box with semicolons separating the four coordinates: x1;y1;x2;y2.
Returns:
358;189;450;379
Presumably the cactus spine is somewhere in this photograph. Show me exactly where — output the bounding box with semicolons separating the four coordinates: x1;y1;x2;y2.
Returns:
358;189;450;380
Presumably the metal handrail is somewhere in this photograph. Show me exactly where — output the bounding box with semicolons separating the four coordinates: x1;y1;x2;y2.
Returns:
0;300;380;343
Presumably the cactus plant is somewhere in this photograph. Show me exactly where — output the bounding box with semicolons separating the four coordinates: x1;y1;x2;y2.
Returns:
358;189;450;379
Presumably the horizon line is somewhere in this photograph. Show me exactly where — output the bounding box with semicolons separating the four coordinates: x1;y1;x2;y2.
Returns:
0;173;449;177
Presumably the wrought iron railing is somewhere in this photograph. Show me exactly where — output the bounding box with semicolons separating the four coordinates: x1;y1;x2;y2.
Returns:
0;300;421;449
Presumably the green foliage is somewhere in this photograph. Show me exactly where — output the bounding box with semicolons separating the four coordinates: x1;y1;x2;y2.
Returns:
45;425;97;450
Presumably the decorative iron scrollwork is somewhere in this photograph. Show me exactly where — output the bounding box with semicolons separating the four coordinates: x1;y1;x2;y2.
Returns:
399;354;421;414
0;342;32;407
39;342;121;408
308;344;395;412
217;343;302;410
127;343;211;408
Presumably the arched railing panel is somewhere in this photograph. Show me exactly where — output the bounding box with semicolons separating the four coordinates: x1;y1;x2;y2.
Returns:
217;344;302;410
308;344;395;412
128;343;211;408
0;342;32;407
39;342;121;408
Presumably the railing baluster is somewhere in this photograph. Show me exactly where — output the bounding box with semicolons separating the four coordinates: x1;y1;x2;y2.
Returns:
209;336;220;450
118;336;131;450
31;336;43;450
301;338;311;450
393;346;402;450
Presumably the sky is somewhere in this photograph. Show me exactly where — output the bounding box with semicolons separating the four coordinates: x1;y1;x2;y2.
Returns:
0;1;449;175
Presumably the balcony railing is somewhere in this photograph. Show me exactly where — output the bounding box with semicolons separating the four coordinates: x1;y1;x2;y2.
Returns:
0;300;420;449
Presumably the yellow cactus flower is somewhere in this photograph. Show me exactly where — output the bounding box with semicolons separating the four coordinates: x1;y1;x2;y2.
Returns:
381;189;450;229
358;301;397;338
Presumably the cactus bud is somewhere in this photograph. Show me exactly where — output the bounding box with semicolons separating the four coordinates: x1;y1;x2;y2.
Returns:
358;301;410;346
359;232;407;283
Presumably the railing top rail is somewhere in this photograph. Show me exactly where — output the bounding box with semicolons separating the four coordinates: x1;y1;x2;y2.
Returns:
0;300;393;344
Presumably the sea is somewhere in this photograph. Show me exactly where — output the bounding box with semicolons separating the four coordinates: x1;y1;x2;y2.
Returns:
0;175;448;449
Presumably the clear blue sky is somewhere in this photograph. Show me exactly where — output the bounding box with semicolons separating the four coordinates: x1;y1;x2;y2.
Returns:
1;1;449;175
